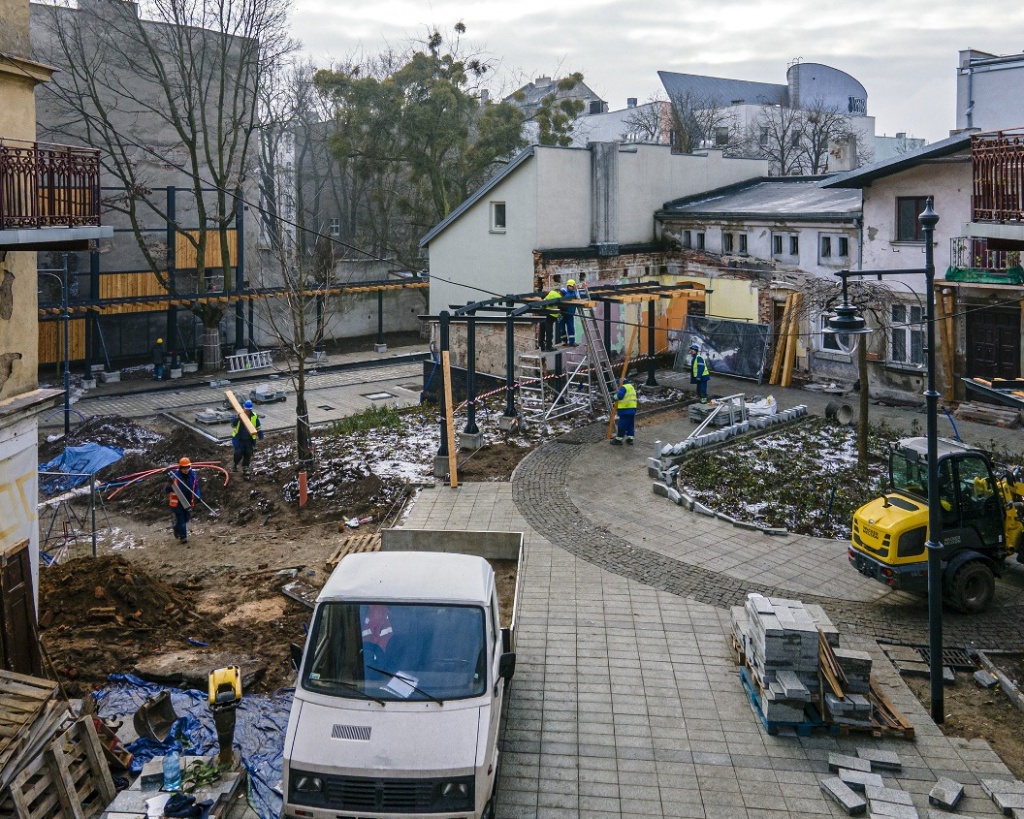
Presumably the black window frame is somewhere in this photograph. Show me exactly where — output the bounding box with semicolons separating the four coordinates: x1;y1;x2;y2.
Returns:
896;196;930;242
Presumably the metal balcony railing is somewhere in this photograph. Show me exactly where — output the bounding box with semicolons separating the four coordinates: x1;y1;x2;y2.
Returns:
972;130;1024;223
948;236;1024;285
0;139;102;230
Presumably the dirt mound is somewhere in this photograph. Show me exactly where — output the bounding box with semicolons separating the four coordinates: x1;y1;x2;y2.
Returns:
39;416;163;462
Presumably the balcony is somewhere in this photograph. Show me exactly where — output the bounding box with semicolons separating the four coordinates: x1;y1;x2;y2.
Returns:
972;130;1024;223
947;236;1024;285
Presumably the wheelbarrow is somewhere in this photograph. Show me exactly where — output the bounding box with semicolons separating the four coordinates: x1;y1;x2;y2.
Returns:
132;690;179;742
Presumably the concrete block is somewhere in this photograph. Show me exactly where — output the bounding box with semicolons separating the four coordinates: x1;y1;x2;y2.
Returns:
716;512;735;524
99;370;121;383
648;466;662;479
974;669;999;688
653;482;670;498
995;792;1024;813
865;801;918;819
693;501;715;517
667;488;682;505
647;457;662;470
927;813;980;819
928;777;963;810
838;768;885;792
820;777;867;816
679;492;694;510
983;780;1024;798
829;753;872;773
459;430;484;450
865;785;913;805
498;415;518;432
761;527;789;537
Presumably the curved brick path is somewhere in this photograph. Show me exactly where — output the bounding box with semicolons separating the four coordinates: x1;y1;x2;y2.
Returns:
512;421;1024;651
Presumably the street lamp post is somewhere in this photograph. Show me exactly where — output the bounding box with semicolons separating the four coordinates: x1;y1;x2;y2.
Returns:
827;198;944;723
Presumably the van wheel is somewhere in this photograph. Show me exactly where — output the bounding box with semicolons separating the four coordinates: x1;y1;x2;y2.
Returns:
949;562;995;613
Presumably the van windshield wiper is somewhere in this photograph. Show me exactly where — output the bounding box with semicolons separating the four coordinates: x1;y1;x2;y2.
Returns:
365;665;444;705
319;678;386;706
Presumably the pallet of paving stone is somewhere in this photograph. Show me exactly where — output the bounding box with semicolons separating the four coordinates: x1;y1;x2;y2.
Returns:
740;666;825;736
326;533;381;567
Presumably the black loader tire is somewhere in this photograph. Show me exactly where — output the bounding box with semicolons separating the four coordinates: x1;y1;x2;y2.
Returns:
948;561;995;614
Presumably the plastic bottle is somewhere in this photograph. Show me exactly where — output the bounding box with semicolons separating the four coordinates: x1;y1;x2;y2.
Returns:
162;749;182;791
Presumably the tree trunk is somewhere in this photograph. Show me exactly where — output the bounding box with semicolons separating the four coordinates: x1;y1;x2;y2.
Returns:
202;325;222;371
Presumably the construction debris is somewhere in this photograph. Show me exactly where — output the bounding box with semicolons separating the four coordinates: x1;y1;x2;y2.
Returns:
953;400;1021;428
0;671;70;794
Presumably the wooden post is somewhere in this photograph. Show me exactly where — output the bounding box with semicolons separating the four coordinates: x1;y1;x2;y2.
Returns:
606;318;640;439
780;293;802;387
442;351;458;487
769;293;794;385
224;389;257;435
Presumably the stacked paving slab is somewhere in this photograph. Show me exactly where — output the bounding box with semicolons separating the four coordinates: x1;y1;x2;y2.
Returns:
732;593;838;724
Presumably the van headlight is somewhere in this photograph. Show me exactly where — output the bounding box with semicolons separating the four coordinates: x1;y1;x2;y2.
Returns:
433;777;473;810
294;775;323;793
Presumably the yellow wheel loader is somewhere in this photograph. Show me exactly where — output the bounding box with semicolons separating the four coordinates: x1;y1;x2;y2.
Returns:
849;437;1024;613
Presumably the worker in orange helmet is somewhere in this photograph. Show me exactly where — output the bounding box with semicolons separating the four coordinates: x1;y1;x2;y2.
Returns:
165;457;201;543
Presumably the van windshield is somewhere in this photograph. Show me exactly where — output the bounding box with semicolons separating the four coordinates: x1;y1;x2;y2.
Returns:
302;602;487;701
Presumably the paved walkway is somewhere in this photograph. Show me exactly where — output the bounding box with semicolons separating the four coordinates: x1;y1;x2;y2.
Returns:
398;373;1024;818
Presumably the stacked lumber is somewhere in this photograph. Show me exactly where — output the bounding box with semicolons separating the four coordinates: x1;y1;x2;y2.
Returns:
953;401;1021;428
0;671;70;794
820;637;873;727
768;293;803;387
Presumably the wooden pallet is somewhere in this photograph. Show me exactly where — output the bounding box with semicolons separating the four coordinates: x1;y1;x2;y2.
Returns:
8;718;115;819
740;666;825;737
0;670;60;781
953;401;1021;428
326;533;381;568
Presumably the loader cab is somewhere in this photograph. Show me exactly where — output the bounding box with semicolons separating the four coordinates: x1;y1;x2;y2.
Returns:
889;438;1005;554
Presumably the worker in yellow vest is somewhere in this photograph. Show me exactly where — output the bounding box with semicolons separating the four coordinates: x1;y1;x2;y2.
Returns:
690;343;711;403
611;378;637;445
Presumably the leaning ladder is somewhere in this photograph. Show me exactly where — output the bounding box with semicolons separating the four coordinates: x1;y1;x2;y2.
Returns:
578;311;617;412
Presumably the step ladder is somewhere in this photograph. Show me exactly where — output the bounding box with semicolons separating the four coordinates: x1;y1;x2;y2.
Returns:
516;354;548;426
517;352;591;424
577;307;617;412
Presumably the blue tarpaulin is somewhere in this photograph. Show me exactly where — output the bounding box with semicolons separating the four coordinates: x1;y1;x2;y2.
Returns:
39;442;124;494
94;675;292;819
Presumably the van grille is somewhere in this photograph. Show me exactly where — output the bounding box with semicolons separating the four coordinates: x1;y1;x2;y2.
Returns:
331;724;371;741
323;775;453;812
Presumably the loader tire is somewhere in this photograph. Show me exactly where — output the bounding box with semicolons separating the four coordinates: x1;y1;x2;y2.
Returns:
948;561;995;614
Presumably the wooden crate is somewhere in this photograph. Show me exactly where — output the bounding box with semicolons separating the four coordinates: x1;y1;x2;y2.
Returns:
326;533;381;568
0;671;59;776
8;719;115;819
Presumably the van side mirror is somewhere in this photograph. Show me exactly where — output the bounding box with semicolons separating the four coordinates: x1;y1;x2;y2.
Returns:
498;652;516;682
290;643;303;672
501;627;512;654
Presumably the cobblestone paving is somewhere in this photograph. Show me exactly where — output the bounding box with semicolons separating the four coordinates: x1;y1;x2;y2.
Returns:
513;422;1024;651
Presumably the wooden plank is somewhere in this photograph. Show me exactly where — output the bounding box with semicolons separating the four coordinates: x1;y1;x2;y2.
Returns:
224;390;258;436
76;719;116;807
326;534;382;567
607;316;640;440
769;294;794;386
442;351;458;488
780;293;802;387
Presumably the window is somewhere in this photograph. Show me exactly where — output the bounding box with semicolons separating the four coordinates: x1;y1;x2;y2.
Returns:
490;201;506;232
696;232;705;250
890;303;925;365
838;237;849;258
329;218;340;237
820;314;852;354
820;236;832;258
789;235;799;256
896;196;930;242
715;127;730;146
738;233;747;254
723;232;734;253
773;235;783;255
759;127;769;149
681;230;692;249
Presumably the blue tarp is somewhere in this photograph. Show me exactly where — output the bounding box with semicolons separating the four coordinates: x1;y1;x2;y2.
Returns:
94;675;292;819
39;442;124;494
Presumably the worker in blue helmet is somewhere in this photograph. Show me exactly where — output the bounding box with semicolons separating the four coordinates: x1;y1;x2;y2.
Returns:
232;399;264;480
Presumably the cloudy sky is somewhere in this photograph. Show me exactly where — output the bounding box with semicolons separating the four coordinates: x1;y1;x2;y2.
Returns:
292;0;1024;144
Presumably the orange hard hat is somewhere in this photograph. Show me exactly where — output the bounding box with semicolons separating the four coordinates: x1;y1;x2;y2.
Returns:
179;457;191;468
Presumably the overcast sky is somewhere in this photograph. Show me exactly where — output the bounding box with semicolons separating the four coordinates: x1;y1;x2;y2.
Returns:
292;0;1024;144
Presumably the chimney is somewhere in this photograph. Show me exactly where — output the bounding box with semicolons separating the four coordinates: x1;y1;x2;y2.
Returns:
589;100;603;115
627;98;637;108
896;131;905;139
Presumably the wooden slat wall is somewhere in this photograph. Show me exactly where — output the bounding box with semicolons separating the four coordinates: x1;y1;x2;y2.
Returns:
98;272;167;314
175;230;237;270
39;319;87;365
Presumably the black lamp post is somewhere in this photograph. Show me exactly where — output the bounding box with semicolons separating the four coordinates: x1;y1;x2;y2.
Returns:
826;198;944;723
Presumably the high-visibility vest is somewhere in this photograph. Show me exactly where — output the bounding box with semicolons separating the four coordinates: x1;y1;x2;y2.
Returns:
617;382;637;410
362;605;394;648
232;411;260;441
167;469;198;508
544;289;561;317
692;354;710;379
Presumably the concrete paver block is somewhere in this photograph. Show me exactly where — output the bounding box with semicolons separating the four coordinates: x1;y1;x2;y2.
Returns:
928;776;963;809
829;753;871;773
927;812;980;819
864;785;913;805
653;482;669;498
974;669;999;688
995;792;1024;812
867;799;919;818
820;777;867;815
838;768;885;792
983;780;1024;798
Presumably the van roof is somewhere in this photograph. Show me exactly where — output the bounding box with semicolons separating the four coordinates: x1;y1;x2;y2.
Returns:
317;551;494;606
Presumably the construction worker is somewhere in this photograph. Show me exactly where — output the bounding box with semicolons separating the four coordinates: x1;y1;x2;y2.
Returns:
232;399;264;479
540;286;560;352
559;279;579;346
166;457;200;543
611;377;637;445
152;337;165;381
690;343;711;403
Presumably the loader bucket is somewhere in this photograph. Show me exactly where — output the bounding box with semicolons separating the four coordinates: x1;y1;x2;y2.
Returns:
133;690;179;742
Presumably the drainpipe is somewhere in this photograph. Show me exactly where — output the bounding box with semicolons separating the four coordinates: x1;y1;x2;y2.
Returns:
965;58;974;130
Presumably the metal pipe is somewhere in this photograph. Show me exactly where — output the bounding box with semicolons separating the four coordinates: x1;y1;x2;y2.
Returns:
465;316;479;434
437;311;450;457
376;290;385;347
646;298;658;386
920;198;944;724
504;314;516;418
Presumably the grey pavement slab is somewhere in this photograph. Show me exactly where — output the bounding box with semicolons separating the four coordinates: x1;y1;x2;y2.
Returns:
400;483;1013;818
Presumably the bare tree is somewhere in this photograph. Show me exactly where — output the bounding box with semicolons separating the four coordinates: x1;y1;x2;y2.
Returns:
745;103;807;176
619;95;673;144
666;90;741;153
37;0;294;369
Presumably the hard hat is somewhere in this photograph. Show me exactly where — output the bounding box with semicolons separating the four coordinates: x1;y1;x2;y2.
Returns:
157;338;163;344
243;400;254;410
689;343;699;351
179;457;191;468
567;279;576;287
